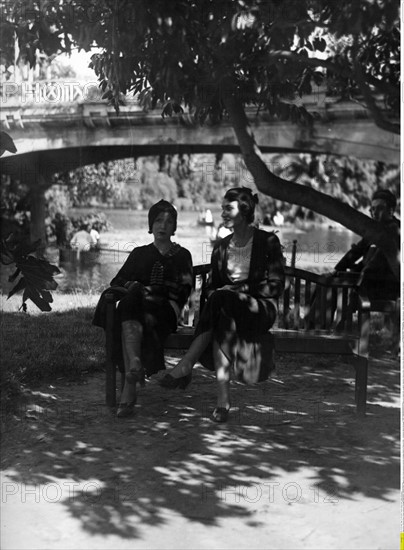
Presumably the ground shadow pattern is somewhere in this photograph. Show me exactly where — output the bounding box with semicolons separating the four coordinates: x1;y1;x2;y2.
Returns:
1;309;400;540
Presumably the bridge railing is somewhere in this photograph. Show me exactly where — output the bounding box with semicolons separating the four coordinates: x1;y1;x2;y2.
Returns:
0;79;380;118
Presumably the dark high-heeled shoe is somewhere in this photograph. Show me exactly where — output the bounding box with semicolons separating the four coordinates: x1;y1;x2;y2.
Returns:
211;407;230;423
116;400;136;418
159;372;192;390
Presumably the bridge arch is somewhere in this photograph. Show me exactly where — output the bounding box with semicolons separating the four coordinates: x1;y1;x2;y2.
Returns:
0;99;399;243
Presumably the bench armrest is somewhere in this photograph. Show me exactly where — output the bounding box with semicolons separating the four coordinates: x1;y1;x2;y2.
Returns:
356;287;371;312
317;272;360;288
284;267;360;288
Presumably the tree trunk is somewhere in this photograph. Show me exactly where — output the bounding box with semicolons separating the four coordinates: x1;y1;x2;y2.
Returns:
27;165;49;255
222;89;400;280
30;183;47;246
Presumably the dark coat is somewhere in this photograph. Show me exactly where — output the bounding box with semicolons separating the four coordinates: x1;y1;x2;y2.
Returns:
196;228;285;383
207;228;285;300
334;216;400;300
93;242;193;375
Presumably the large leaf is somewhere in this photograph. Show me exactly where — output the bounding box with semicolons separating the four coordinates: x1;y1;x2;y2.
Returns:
8;277;26;299
16;257;60;281
8;268;20;283
23;287;52;312
2;235;60;312
41;290;53;304
0;131;17;156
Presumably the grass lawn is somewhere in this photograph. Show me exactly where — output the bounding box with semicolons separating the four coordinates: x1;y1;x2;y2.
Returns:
1;292;105;409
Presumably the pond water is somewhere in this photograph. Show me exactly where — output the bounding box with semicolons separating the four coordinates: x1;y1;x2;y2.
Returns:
1;207;357;295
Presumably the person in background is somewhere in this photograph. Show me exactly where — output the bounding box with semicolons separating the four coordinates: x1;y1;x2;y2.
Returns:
330;188;400;301
70;223;93;252
273;211;284;227
205;209;213;224
159;187;285;423
204;208;215;238
308;188;400;330
93;200;193;418
89;223;100;249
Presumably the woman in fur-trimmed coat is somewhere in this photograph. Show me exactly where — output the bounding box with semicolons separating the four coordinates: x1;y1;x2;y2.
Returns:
159;187;285;423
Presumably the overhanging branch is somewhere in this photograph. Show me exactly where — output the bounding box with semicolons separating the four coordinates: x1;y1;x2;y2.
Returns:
263;51;352;77
220;76;399;279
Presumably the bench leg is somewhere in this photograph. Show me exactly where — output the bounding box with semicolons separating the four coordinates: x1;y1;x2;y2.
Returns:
389;310;400;356
106;357;116;407
354;356;368;416
105;329;117;408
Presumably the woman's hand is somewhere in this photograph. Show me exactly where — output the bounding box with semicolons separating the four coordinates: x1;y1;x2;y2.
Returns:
144;284;168;296
218;284;236;291
124;281;139;290
219;283;248;292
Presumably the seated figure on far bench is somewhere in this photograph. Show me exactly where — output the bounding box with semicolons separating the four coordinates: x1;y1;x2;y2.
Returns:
159;187;285;423
309;188;400;328
332;188;400;302
93;200;193;418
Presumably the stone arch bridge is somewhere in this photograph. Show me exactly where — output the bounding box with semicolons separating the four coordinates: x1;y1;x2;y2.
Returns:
0;91;399;242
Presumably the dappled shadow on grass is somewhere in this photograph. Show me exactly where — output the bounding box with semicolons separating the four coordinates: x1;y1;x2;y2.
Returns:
1;343;400;540
0;308;105;397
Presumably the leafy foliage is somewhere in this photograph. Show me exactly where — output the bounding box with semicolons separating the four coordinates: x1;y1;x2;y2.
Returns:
0;1;400;274
0;235;60;312
2;151;399;231
1;175;30;234
0;131;17;156
0;113;62;314
256;153;400;222
64;163;119;206
1;1;399;129
52;160;137;207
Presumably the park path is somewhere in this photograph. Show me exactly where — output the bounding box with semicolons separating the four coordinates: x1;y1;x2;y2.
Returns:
1;351;400;550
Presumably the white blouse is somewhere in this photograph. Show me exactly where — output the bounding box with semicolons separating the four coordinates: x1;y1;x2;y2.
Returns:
227;236;253;282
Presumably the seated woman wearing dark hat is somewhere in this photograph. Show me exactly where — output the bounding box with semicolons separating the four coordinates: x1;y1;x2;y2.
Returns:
93;200;193;418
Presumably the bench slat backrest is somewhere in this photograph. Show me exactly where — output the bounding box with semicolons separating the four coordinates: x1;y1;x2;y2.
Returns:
104;262;368;337
278;266;362;333
188;264;362;335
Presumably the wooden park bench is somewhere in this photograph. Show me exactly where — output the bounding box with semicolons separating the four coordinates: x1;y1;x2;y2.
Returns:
102;262;394;416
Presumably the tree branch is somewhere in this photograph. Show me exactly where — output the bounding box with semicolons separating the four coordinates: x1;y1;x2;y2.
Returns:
353;60;400;134
221;77;399;279
263;51;352;77
365;74;399;99
254;49;400;133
